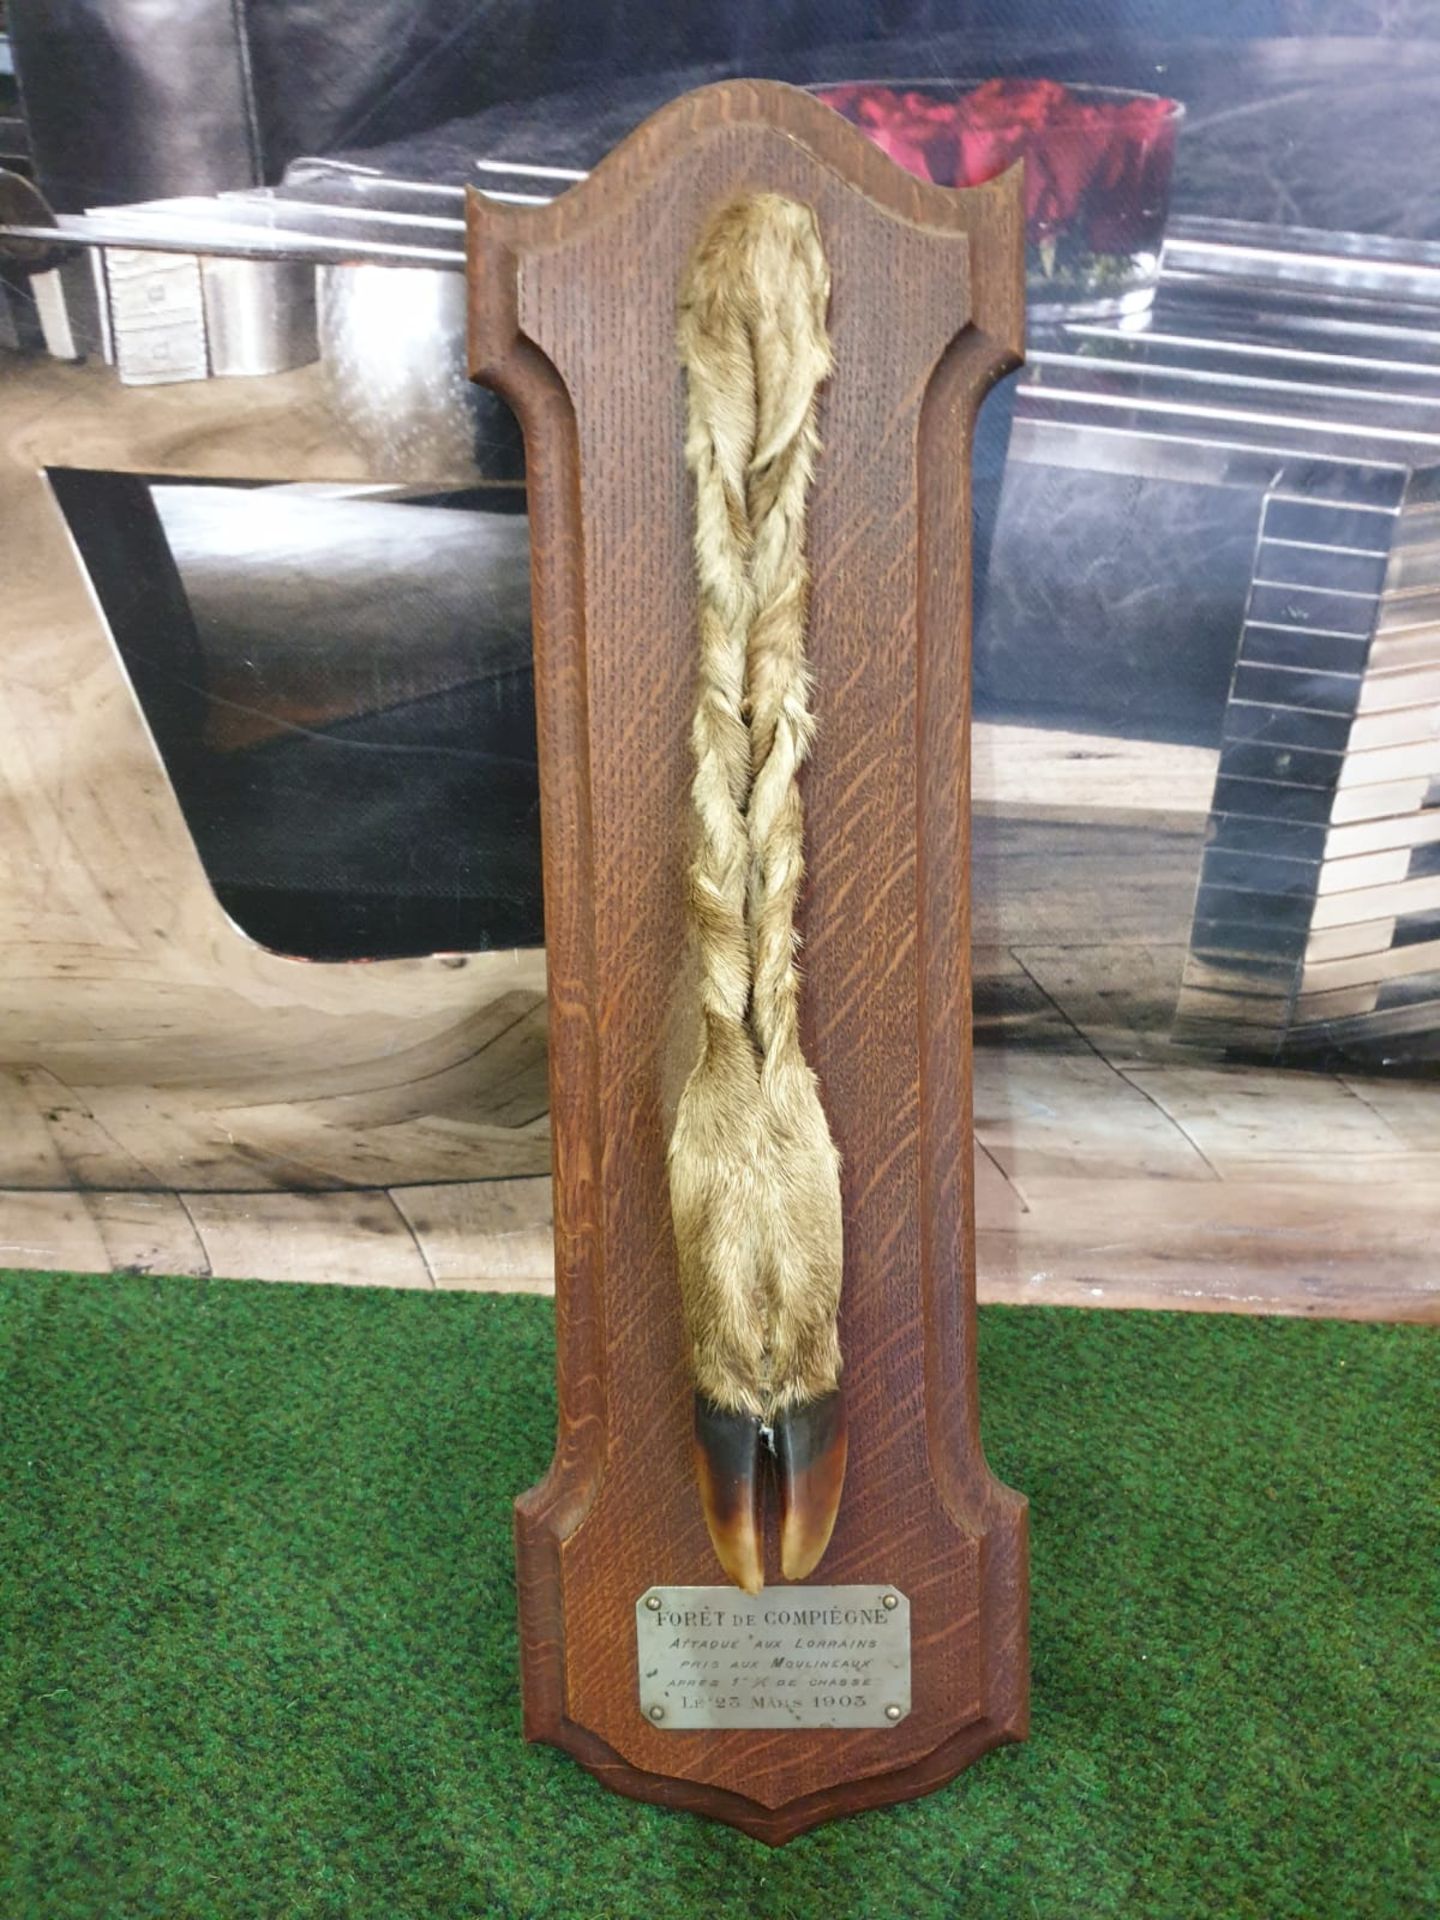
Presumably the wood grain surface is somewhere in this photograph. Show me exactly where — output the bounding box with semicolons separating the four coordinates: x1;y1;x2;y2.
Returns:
468;80;1028;1841
0;346;551;1201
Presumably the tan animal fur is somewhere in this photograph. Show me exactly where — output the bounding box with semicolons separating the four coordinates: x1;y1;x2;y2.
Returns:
668;193;844;1423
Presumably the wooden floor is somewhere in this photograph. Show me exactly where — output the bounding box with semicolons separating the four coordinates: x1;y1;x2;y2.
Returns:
6;933;1436;1320
970;946;1440;1322
3;354;1435;1322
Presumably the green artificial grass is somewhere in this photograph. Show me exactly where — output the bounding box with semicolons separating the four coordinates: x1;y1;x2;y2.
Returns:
0;1274;1434;1920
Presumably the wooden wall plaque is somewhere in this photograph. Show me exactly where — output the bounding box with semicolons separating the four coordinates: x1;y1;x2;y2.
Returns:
466;79;1028;1844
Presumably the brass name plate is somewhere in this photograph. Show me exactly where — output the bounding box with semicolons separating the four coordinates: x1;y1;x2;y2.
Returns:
636;1584;911;1730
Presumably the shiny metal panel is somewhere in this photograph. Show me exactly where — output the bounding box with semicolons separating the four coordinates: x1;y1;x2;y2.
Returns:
635;1585;912;1732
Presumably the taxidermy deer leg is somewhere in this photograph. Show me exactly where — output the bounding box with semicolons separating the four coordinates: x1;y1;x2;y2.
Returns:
669;194;847;1592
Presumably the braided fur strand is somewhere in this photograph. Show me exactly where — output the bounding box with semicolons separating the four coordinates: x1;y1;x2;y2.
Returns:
669;194;843;1423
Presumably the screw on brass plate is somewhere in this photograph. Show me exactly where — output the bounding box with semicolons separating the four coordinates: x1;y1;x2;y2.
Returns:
882;1594;899;1610
645;1594;662;1611
885;1705;903;1722
649;1704;665;1721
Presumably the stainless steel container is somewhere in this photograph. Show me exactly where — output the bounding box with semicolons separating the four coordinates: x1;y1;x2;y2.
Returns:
316;260;500;482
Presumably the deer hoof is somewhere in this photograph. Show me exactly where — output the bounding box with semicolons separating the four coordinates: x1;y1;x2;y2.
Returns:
775;1388;847;1582
693;1393;766;1593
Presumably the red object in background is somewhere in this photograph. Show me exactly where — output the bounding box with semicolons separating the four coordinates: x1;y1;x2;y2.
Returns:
818;79;1181;258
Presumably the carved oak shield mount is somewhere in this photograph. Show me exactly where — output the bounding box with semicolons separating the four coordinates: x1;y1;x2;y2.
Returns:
466;79;1028;1843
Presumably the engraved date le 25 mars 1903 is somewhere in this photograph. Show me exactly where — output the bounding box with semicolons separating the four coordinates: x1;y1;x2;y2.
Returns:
635;1585;912;1730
